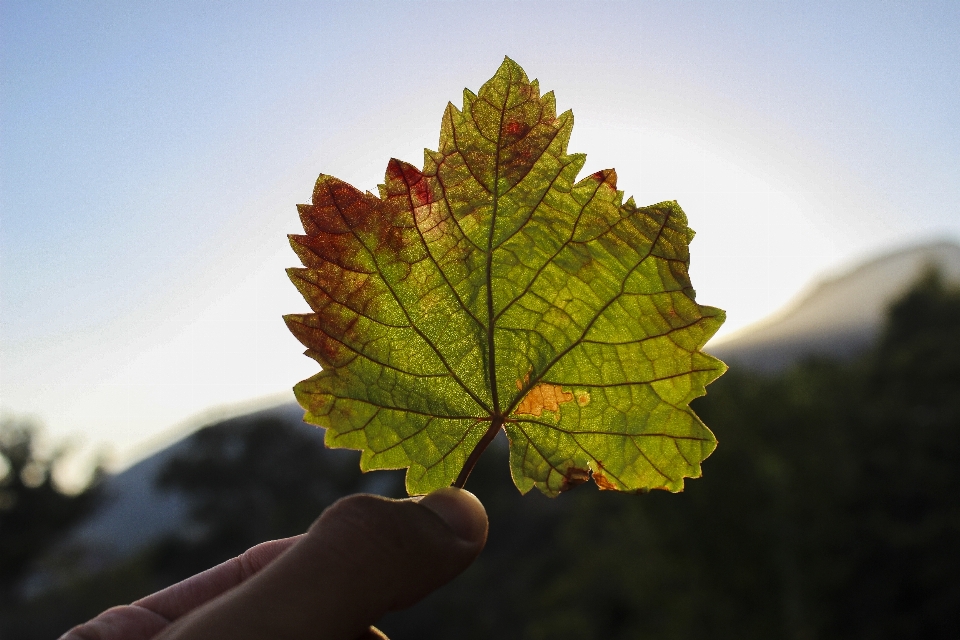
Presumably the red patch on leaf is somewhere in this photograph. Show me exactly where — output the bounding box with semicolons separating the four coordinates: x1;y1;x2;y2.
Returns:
504;119;528;138
385;159;406;181
588;169;618;190
284;314;353;368
409;174;433;208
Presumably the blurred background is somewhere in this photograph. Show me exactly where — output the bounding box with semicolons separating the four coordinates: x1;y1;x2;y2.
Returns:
2;1;959;638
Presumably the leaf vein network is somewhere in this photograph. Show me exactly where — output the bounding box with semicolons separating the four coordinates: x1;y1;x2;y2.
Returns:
579;315;703;345
505;212;671;415
303;320;449;379
492;177;603;323
398;170;486;332
541;367;718;388
448;105;493;195
331;396;481;422
325;183;492;414
433;162;487;253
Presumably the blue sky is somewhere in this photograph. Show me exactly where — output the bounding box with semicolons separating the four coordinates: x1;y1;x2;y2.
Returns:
3;1;958;477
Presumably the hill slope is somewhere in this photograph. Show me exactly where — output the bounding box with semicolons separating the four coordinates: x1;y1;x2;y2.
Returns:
709;241;960;371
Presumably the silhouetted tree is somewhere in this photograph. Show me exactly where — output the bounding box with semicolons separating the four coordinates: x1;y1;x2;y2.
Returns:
831;270;960;638
154;414;404;580
0;420;101;605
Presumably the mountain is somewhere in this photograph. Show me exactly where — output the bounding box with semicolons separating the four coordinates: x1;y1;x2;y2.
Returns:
708;241;960;372
23;403;307;595
64;403;307;563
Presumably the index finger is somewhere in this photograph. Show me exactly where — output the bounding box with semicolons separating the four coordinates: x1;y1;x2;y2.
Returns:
135;535;302;620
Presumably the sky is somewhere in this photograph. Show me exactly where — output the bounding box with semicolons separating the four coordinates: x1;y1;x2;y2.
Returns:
2;0;959;479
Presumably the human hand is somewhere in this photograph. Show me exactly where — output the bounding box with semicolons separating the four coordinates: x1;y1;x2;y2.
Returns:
61;487;488;640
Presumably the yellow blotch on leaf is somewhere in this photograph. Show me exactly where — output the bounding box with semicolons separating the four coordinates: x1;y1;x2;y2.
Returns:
514;377;576;417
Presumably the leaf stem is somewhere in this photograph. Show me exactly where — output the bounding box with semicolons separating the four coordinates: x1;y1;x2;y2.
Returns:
454;417;504;489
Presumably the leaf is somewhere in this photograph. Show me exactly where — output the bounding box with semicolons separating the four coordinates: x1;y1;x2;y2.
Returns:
285;57;726;496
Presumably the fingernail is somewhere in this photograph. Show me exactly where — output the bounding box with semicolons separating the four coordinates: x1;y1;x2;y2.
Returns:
418;487;488;544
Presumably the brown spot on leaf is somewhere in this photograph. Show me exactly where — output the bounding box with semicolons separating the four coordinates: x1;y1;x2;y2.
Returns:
514;376;575;417
576;392;590;406
559;466;590;492
592;471;618;491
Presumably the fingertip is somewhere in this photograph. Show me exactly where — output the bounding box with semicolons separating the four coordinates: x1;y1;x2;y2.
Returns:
417;487;488;547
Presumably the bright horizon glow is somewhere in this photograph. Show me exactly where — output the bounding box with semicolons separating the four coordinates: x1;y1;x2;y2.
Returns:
3;2;958;482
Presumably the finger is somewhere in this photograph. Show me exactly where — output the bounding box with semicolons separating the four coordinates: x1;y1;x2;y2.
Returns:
58;536;301;640
156;487;488;640
57;605;169;640
135;535;302;619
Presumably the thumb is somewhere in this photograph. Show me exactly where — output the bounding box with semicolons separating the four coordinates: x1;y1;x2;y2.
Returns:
157;488;488;640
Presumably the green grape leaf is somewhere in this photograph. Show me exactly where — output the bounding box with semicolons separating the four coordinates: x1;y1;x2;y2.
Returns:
285;58;726;496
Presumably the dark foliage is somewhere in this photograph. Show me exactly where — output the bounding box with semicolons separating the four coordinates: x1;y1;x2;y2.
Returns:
830;270;960;638
0;422;101;604
151;416;404;582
